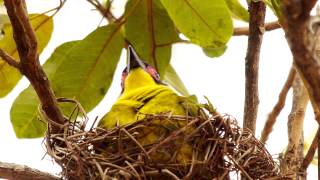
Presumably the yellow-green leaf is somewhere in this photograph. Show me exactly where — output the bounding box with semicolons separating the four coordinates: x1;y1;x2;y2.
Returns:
11;23;124;138
203;45;227;58
163;64;189;96
160;0;233;48
225;0;249;22
124;0;180;76
10;41;79;138
0;14;53;97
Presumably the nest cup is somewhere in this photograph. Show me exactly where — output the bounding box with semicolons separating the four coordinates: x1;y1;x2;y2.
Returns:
45;101;282;180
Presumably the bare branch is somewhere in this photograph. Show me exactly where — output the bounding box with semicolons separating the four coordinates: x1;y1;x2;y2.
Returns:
86;0;116;22
280;75;309;177
3;0;65;131
260;67;296;144
0;161;60;180
243;1;266;134
301;128;319;171
233;21;281;36
0;48;20;69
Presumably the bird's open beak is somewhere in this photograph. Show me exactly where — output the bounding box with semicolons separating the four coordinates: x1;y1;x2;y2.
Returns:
127;45;146;73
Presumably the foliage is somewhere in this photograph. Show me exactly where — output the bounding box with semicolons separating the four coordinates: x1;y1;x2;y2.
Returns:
1;0;249;138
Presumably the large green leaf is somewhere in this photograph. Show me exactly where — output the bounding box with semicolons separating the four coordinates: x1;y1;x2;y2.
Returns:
124;0;180;76
11;41;79;138
225;0;249;22
0;14;53;97
160;0;233;49
11;24;124;138
163;64;189;96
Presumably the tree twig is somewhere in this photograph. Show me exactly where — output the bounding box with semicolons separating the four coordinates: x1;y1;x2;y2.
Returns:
0;161;60;180
0;48;20;69
233;21;281;36
243;1;266;134
280;1;319;178
3;0;65;130
86;0;116;22
300;128;319;171
280;74;309;177
260;67;296;144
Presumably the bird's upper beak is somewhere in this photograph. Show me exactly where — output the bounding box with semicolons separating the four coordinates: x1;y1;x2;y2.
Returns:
127;45;146;73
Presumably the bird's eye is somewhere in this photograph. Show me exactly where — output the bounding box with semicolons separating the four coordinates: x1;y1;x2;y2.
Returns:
146;66;161;82
121;68;128;89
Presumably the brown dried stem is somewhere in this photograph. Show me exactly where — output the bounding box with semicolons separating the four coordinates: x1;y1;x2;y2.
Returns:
301;128;319;171
0;161;60;180
280;75;309;178
234;21;281;36
260;67;296;144
86;0;116;22
243;1;266;134
280;0;319;177
0;48;20;69
3;0;65;129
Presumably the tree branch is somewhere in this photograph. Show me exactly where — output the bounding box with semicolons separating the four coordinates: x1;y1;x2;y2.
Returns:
0;161;60;180
301;128;319;171
86;0;116;22
0;48;20;69
260;66;296;144
233;21;281;36
280;74;308;178
243;1;266;134
3;0;65;130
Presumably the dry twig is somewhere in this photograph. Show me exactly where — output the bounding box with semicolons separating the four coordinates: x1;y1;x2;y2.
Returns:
234;21;281;36
243;1;266;134
260;67;296;144
0;161;60;180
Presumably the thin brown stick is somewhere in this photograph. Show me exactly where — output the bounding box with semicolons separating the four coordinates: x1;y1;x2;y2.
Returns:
0;161;60;180
233;21;281;36
0;48;20;69
260;67;296;144
280;1;319;178
3;0;65;131
243;1;266;134
301;128;319;171
86;0;116;22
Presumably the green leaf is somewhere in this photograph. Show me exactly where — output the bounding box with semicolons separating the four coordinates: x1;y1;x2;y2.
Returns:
11;23;124;138
10;41;79;138
202;45;227;58
163;64;189;96
263;0;282;18
0;14;53;97
124;0;180;76
160;0;233;48
225;0;249;22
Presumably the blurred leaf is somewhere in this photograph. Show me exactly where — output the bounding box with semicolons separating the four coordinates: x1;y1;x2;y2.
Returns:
163;64;189;96
124;0;180;77
263;0;282;18
225;0;249;22
0;14;53;97
11;23;124;138
160;0;233;48
10;41;79;138
202;45;227;58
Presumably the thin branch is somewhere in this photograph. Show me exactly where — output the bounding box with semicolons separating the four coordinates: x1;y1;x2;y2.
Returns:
0;48;20;69
280;1;319;178
0;161;60;180
86;0;117;22
280;74;309;177
3;0;65;129
243;1;266;134
233;21;281;36
301;128;319;171
260;67;296;144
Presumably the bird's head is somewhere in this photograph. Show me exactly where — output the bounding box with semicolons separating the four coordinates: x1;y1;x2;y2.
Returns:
121;45;163;93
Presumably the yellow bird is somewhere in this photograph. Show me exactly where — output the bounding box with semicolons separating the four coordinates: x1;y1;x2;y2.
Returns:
98;45;198;164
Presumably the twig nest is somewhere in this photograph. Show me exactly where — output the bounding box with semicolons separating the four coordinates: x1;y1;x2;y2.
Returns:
46;106;283;180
